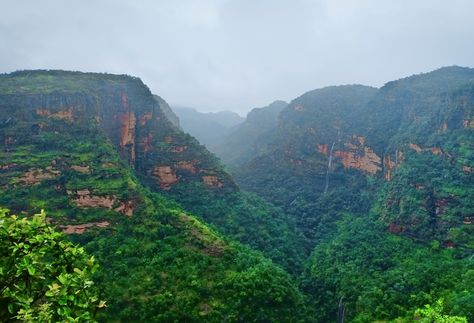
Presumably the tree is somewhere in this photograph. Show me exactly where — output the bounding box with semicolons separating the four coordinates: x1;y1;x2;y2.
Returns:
0;208;104;322
414;299;467;323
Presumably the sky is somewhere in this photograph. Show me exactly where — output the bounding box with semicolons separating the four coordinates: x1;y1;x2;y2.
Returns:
1;0;474;114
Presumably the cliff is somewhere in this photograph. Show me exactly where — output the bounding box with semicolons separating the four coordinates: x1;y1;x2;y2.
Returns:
233;67;474;249
0;70;306;321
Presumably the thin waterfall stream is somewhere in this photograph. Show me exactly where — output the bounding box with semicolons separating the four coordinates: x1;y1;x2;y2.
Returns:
324;141;336;194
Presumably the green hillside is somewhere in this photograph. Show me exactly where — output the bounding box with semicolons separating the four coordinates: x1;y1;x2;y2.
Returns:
231;67;474;321
0;70;306;321
214;100;288;166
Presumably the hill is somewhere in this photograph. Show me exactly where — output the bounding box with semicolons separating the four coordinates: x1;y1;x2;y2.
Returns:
230;67;474;321
172;106;244;149
0;70;307;321
214;100;287;165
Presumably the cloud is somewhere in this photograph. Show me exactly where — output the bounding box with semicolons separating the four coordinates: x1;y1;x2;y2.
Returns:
1;0;473;112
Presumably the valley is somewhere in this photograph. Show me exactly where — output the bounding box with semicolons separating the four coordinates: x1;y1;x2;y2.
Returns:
0;67;473;322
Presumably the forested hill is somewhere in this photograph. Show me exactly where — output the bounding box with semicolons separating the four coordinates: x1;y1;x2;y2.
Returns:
214;100;288;165
230;66;474;321
234;66;474;247
1;68;473;322
0;70;306;321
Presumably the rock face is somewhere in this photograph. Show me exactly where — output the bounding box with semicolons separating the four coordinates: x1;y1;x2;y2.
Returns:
176;160;198;173
117;110;137;165
232;67;474;247
36;107;74;122
19;167;60;185
0;70;309;322
0;71;234;196
332;139;382;174
152;166;178;189
202;175;223;188
67;189;135;216
60;221;110;234
68;189;116;209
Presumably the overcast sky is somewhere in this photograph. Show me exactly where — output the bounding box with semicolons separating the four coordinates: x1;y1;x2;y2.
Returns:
1;0;474;114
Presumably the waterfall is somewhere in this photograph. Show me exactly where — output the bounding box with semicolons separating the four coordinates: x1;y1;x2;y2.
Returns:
324;141;336;194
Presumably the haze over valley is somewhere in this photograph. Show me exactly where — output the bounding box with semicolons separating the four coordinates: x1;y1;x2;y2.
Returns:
1;1;473;322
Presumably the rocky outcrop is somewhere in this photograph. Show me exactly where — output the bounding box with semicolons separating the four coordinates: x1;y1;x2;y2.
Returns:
67;189;134;216
0;163;17;171
178;213;225;257
139;133;153;153
317;144;328;156
384;156;397;181
388;223;405;234
114;200;135;217
19;167;60;185
409;143;423;153
202;175;223;188
176;160;198;173
152;166;178;189
409;143;443;155
60;221;110;234
383;150;404;181
333;147;382;174
117;111;136;164
36;107;74;122
68;189;116;208
317;135;382;175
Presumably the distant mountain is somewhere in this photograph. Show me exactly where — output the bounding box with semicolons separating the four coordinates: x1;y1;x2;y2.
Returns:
172;106;244;149
214;100;287;165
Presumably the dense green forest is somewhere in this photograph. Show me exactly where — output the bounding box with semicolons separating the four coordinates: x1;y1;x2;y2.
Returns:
0;71;306;321
0;68;473;322
224;67;474;321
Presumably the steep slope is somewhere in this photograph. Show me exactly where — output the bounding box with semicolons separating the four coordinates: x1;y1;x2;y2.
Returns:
0;70;307;321
235;85;379;244
172;106;244;149
231;67;474;321
214;100;287;165
154;94;180;128
370;70;474;247
235;67;474;246
0;70;306;272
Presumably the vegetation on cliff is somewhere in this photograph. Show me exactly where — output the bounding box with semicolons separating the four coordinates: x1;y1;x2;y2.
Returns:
0;70;307;321
0;67;473;321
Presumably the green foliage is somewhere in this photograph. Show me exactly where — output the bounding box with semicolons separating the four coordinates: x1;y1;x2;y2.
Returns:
307;217;474;322
0;69;309;321
413;299;467;323
1;67;474;322
0;208;102;322
166;181;307;274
